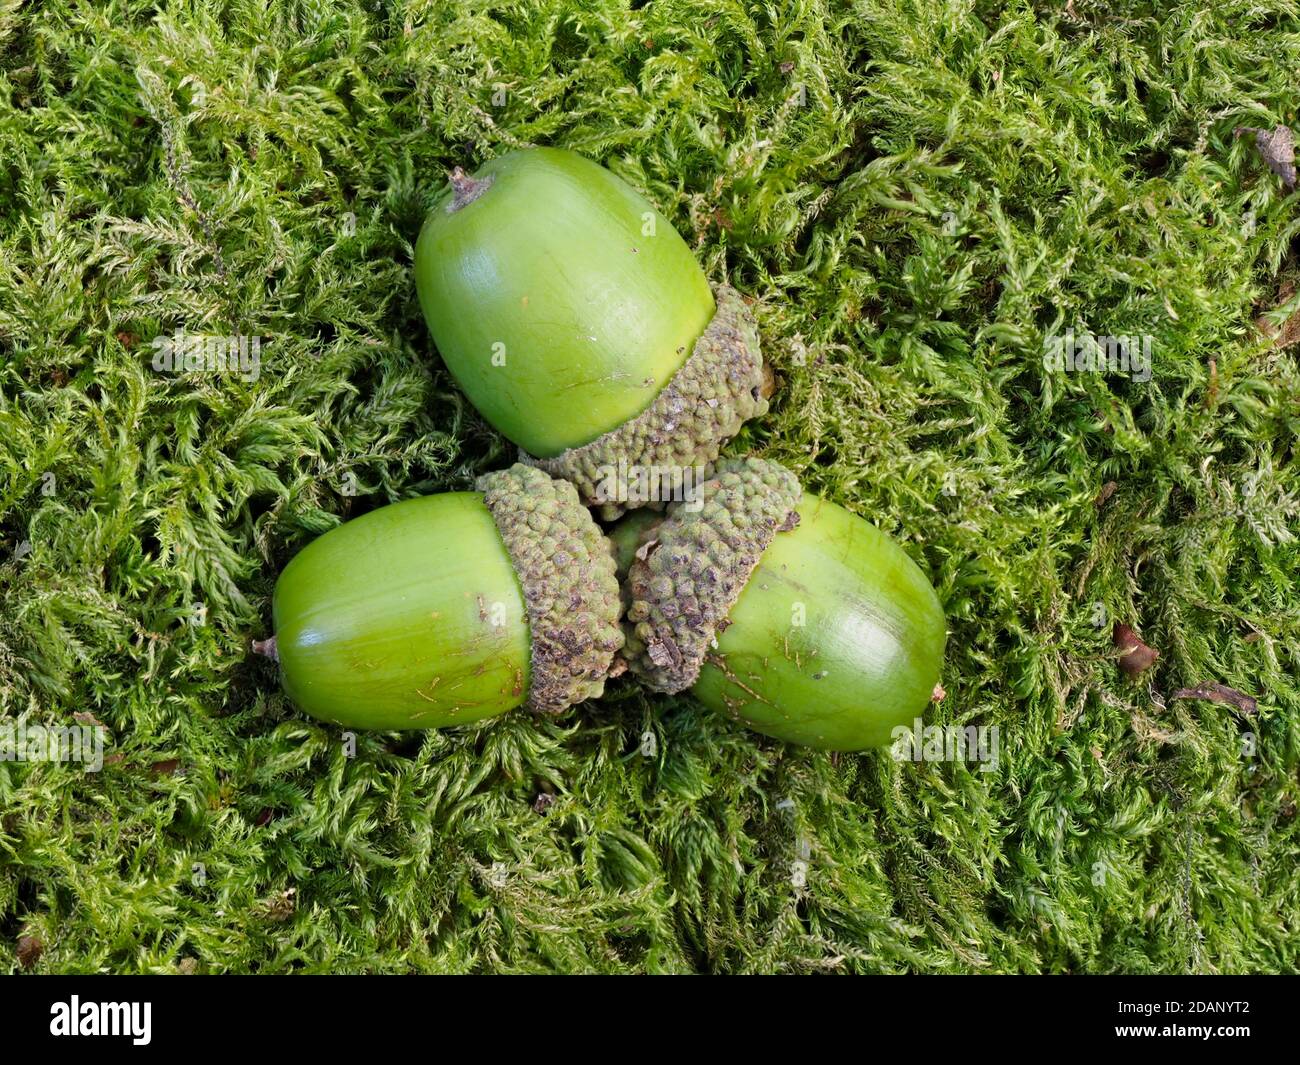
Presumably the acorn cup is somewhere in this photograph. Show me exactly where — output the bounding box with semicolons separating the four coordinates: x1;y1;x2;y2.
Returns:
414;147;767;517
257;464;623;730
615;458;947;751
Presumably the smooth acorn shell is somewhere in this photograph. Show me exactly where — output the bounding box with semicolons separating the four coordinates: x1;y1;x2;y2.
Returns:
272;494;530;730
691;493;946;751
414;147;715;458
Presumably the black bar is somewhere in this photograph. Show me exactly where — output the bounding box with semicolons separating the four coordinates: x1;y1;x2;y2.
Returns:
0;974;1290;1051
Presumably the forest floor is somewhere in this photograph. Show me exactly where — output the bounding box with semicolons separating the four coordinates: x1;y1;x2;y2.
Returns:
1;0;1298;972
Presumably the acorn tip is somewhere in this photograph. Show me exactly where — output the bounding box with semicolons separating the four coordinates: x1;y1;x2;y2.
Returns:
446;167;493;212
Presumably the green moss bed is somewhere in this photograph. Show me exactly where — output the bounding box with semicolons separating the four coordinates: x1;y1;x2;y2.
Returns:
1;0;1297;973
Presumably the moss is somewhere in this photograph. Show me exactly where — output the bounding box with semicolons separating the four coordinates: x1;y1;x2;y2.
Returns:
0;0;1297;975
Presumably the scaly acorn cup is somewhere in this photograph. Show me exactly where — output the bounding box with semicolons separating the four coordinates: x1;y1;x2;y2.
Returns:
414;147;767;517
258;464;623;730
618;458;946;751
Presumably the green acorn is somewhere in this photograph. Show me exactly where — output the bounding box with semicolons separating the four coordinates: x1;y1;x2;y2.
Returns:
257;464;623;730
414;147;767;516
617;459;946;751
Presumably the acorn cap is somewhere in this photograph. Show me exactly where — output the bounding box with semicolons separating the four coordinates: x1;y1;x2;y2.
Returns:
523;285;768;518
621;457;801;693
478;463;624;713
